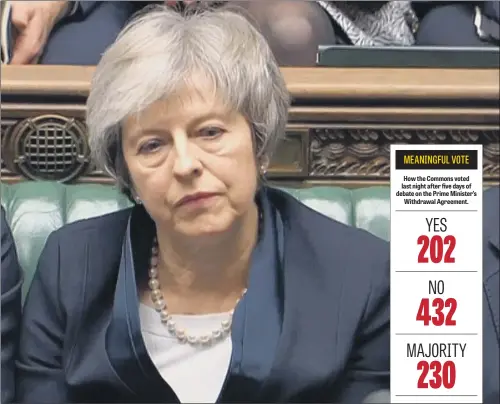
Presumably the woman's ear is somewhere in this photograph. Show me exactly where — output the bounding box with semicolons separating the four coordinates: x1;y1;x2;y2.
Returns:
259;156;270;175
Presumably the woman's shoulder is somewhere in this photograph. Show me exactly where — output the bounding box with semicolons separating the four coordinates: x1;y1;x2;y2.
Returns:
268;187;388;243
52;207;133;243
39;207;133;278
268;186;389;309
31;207;134;308
267;187;389;265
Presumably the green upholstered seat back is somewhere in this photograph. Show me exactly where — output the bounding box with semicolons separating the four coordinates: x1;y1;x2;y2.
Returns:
1;182;390;299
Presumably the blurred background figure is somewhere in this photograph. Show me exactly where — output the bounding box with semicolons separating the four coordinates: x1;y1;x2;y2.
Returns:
482;187;499;404
6;1;498;68
413;1;499;46
8;1;132;65
1;206;23;404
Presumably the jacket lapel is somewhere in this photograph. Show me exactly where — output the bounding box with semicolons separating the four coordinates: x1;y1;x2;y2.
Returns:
259;189;347;401
106;206;179;402
219;189;284;402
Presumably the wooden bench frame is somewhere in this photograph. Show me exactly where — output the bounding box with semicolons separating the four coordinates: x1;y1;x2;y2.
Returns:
1;65;499;187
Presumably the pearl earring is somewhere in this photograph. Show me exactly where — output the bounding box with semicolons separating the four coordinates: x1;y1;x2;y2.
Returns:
134;196;142;205
259;156;269;175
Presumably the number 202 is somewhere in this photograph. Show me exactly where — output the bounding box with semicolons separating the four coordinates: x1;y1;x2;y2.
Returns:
418;235;456;264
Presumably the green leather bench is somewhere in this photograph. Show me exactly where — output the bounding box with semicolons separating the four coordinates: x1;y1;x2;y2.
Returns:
0;181;390;299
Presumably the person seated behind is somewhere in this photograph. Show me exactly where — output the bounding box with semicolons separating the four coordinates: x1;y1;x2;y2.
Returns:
10;0;495;68
16;6;390;403
1;206;23;404
483;187;499;404
10;0;338;66
8;1;133;65
7;0;419;67
413;1;500;46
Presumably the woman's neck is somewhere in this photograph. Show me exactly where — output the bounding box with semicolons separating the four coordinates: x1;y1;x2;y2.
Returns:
155;204;259;296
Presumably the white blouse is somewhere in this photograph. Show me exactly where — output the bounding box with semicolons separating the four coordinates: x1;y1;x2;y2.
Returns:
139;304;232;403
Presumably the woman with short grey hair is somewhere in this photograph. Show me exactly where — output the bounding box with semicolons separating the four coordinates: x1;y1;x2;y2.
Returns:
86;4;289;199
16;6;390;403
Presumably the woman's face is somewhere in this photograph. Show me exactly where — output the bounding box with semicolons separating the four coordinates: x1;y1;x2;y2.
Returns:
122;83;258;238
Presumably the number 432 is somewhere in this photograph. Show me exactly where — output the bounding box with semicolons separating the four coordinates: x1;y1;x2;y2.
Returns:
416;298;457;326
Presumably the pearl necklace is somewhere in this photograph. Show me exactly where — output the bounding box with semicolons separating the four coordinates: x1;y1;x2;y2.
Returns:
148;239;247;347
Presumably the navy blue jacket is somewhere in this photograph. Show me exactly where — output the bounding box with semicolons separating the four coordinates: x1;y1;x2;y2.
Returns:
16;188;390;403
1;206;23;404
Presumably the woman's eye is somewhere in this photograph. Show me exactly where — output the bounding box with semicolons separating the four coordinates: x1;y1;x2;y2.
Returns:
138;139;162;154
199;127;224;138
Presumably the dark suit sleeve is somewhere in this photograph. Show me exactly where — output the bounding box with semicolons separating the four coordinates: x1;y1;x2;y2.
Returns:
1;207;23;404
16;232;68;403
69;1;99;18
337;256;390;403
69;1;144;18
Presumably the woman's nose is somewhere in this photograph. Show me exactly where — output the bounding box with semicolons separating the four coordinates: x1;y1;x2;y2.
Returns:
171;136;203;178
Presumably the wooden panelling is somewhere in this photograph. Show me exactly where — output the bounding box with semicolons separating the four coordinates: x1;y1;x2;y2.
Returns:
1;66;499;186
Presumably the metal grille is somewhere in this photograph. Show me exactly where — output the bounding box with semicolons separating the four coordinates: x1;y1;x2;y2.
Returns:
11;115;89;182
